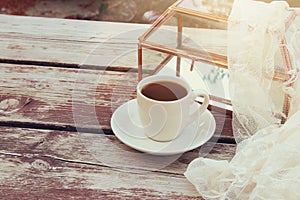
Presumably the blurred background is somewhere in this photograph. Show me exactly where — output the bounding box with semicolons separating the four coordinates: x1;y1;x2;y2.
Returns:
0;0;298;24
0;0;177;23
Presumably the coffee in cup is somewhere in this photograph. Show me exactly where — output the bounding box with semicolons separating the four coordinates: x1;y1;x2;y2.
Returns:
141;81;188;101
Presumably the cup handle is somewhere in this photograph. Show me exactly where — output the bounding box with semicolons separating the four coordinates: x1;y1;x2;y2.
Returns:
185;90;209;127
193;89;210;116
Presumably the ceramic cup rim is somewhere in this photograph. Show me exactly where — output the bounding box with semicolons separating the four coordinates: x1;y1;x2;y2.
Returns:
137;75;192;104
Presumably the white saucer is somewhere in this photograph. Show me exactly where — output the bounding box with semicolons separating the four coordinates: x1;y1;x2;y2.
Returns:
111;99;216;156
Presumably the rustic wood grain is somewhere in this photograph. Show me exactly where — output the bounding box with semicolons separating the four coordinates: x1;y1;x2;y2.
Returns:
0;15;236;199
0;63;136;128
0;154;203;200
0;126;236;199
0;127;236;173
0;63;233;140
0;14;227;70
0;14;145;67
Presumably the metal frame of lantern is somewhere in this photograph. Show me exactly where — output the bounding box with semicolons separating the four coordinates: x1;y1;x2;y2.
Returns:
138;0;296;123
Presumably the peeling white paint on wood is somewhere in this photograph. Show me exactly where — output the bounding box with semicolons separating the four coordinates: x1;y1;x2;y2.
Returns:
0;14;234;199
0;127;235;198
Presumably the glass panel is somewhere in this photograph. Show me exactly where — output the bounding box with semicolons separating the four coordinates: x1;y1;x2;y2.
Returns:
178;12;227;58
145;17;179;49
140;49;176;79
144;11;227;65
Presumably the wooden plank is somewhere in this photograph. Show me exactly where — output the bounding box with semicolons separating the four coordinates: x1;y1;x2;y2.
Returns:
0;14;161;68
0;14;147;42
0;14;227;70
0;63;233;139
0;154;203;199
0;126;236;199
0;63;136;129
0;127;236;174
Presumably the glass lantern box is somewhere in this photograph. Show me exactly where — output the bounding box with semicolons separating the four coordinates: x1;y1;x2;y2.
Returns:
137;0;296;121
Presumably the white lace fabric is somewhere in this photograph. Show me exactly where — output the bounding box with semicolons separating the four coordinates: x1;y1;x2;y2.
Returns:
185;0;300;199
229;0;293;142
185;111;300;199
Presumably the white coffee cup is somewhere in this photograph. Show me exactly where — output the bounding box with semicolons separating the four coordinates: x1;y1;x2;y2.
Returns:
137;75;210;142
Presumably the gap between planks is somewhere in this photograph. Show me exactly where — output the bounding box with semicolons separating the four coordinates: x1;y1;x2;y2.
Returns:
0;58;139;73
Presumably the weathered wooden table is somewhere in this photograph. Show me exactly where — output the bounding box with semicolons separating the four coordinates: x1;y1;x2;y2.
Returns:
0;14;235;199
